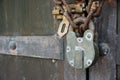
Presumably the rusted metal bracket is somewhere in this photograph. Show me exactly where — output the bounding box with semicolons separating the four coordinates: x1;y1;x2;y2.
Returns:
0;35;64;60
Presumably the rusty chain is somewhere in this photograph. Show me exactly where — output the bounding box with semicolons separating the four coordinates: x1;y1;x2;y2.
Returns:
80;0;104;32
53;0;104;37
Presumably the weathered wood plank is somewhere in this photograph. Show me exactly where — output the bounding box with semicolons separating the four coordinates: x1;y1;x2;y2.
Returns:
89;56;116;80
116;65;120;80
116;0;120;65
116;37;120;64
64;57;86;80
0;55;86;80
0;55;64;80
0;0;55;36
89;0;117;80
0;0;87;80
117;0;120;35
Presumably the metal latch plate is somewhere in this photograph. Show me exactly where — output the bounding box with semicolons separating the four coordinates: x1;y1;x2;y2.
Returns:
0;35;63;60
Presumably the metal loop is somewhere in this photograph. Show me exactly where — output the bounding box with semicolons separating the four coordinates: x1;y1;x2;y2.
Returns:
73;17;95;34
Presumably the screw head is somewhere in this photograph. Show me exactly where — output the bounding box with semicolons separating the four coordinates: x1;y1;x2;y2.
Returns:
66;46;71;53
69;60;74;67
85;33;93;41
52;59;56;63
77;38;83;43
86;59;92;66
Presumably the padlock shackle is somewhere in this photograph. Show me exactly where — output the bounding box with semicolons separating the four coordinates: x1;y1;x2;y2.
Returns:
73;17;95;32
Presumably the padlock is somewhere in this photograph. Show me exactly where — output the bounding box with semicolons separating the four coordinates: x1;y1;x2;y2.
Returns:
65;18;99;69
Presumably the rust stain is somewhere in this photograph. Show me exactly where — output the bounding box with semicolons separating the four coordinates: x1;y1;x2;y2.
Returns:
107;0;116;5
10;49;17;55
76;0;82;2
108;0;112;3
75;0;82;4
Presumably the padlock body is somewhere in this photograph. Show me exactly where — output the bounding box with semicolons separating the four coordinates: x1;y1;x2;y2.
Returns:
65;29;98;69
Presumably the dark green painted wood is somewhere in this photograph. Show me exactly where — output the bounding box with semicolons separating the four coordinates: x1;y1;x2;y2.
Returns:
0;0;86;80
116;0;120;80
0;55;64;80
116;65;120;80
0;0;56;36
116;0;120;65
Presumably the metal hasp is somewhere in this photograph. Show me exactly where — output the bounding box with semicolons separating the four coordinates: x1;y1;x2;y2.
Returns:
0;35;63;60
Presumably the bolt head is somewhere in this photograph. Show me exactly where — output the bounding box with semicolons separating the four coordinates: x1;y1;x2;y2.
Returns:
99;43;110;56
8;41;16;50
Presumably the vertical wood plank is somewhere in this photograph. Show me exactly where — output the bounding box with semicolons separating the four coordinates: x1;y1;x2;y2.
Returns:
116;65;120;80
116;0;120;79
0;0;55;36
116;0;120;65
64;58;86;80
117;0;120;35
89;0;117;80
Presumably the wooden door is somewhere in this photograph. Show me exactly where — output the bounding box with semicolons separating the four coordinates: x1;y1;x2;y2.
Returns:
0;0;119;80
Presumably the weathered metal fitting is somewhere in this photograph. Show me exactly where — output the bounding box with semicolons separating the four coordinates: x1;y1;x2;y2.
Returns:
57;16;70;38
52;6;63;19
99;43;110;56
73;17;95;31
69;3;85;13
52;6;61;15
91;1;100;10
66;28;98;69
8;40;16;50
8;40;17;55
53;0;62;5
0;36;64;59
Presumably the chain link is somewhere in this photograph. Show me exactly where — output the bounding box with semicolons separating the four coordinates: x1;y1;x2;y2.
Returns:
53;0;104;37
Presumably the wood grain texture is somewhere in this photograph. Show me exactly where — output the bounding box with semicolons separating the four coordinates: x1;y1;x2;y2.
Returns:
0;55;64;80
89;0;117;80
116;37;120;65
116;5;119;79
64;57;86;80
0;0;119;80
117;0;120;35
0;55;86;80
116;65;120;80
0;0;86;80
0;0;55;36
116;0;120;65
